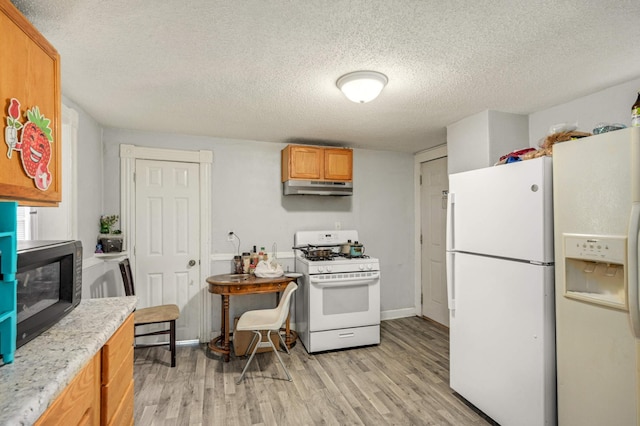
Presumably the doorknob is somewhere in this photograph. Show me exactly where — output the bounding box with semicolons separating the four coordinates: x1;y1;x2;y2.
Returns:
442;190;449;209
188;259;196;267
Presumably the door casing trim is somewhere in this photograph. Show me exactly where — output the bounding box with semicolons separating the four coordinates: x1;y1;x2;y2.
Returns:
414;145;447;317
120;144;213;342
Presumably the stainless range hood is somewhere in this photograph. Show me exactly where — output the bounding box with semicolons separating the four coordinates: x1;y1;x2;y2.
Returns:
283;180;353;196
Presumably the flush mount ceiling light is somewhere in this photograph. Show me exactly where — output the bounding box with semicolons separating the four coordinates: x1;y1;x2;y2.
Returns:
336;71;388;103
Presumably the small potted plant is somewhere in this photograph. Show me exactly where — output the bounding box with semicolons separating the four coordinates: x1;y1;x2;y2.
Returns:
99;215;123;253
99;215;119;235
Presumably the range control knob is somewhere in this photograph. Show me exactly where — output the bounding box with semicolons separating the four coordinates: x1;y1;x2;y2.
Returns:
359;264;365;270
317;266;325;273
326;266;332;273
366;264;373;270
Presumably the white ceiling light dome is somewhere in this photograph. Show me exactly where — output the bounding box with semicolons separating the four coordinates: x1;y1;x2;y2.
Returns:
336;71;388;103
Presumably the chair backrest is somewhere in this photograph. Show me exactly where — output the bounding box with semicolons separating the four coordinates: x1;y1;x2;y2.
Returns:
274;282;297;328
119;258;136;296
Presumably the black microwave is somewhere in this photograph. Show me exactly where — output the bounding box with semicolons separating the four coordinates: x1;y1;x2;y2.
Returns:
16;240;82;348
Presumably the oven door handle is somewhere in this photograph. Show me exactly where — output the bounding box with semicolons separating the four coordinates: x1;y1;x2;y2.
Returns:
309;273;379;287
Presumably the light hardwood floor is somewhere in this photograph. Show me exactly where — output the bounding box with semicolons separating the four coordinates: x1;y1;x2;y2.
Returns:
133;316;494;425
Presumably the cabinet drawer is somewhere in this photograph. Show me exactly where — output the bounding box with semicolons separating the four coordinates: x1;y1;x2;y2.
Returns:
102;314;133;384
107;378;134;426
35;352;100;426
101;346;133;425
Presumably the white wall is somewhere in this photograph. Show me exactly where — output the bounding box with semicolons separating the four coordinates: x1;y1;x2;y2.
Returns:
61;96;104;257
100;128;415;326
60;97;123;300
447;110;528;174
529;77;640;146
447;110;490;174
488;111;529;164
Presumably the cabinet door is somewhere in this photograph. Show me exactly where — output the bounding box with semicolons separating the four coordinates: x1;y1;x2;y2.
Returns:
287;145;323;180
324;148;352;181
0;2;61;206
35;352;101;426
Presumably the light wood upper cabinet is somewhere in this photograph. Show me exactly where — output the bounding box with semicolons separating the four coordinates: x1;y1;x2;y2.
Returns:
324;148;353;181
282;145;352;182
0;0;62;206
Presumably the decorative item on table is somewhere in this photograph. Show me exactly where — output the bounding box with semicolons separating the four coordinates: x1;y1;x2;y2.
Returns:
98;235;122;253
98;214;123;253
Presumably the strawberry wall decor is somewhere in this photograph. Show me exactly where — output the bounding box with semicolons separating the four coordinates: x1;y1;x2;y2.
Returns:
4;98;54;191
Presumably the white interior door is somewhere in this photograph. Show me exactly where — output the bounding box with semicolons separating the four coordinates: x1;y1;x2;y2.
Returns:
420;157;449;326
135;159;200;341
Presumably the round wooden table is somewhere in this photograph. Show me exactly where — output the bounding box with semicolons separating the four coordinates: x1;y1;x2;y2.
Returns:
207;273;298;362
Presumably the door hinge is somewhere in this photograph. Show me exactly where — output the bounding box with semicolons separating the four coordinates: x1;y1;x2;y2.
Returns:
420;234;423;245
133;172;136;183
421;293;423;305
420;175;422;185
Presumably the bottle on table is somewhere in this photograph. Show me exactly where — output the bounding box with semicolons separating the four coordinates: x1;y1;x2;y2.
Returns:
632;90;640;127
242;252;251;274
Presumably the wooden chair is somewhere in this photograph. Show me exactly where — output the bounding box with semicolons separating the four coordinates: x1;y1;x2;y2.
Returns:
235;282;298;384
119;258;180;367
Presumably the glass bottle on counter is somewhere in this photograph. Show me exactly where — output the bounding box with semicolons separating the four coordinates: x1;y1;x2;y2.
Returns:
242;252;251;274
249;246;259;274
633;90;640;127
233;255;243;274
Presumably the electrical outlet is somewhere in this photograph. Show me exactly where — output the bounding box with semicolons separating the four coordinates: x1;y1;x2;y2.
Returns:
227;231;234;241
335;221;341;230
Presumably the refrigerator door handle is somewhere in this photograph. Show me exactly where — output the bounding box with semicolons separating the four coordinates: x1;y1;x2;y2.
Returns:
627;202;640;338
446;192;455;251
446;251;455;311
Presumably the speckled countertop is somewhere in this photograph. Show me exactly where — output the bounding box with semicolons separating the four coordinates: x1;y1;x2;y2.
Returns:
0;296;137;426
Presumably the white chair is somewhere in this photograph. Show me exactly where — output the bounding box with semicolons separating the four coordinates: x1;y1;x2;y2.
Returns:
236;281;298;384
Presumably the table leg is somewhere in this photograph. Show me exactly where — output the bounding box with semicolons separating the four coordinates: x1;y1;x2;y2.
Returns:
285;313;291;346
209;294;232;361
222;294;230;362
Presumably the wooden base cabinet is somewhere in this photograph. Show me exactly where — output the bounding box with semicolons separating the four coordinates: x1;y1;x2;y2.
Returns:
34;353;101;426
35;315;134;426
281;145;353;182
101;314;134;426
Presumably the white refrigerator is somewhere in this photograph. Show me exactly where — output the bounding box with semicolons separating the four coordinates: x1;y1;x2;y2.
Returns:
446;156;556;426
553;127;640;426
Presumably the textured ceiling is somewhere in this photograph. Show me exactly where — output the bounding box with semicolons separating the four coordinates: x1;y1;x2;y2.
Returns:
11;0;640;153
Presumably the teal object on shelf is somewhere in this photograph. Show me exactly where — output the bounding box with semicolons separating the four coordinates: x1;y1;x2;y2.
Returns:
0;201;17;364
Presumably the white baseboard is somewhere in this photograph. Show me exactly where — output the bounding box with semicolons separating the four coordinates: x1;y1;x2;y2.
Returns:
381;307;417;321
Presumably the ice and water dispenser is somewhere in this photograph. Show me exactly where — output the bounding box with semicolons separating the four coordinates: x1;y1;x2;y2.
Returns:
563;234;627;310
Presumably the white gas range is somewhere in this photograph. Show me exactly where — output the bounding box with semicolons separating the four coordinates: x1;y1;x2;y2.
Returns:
293;230;381;353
